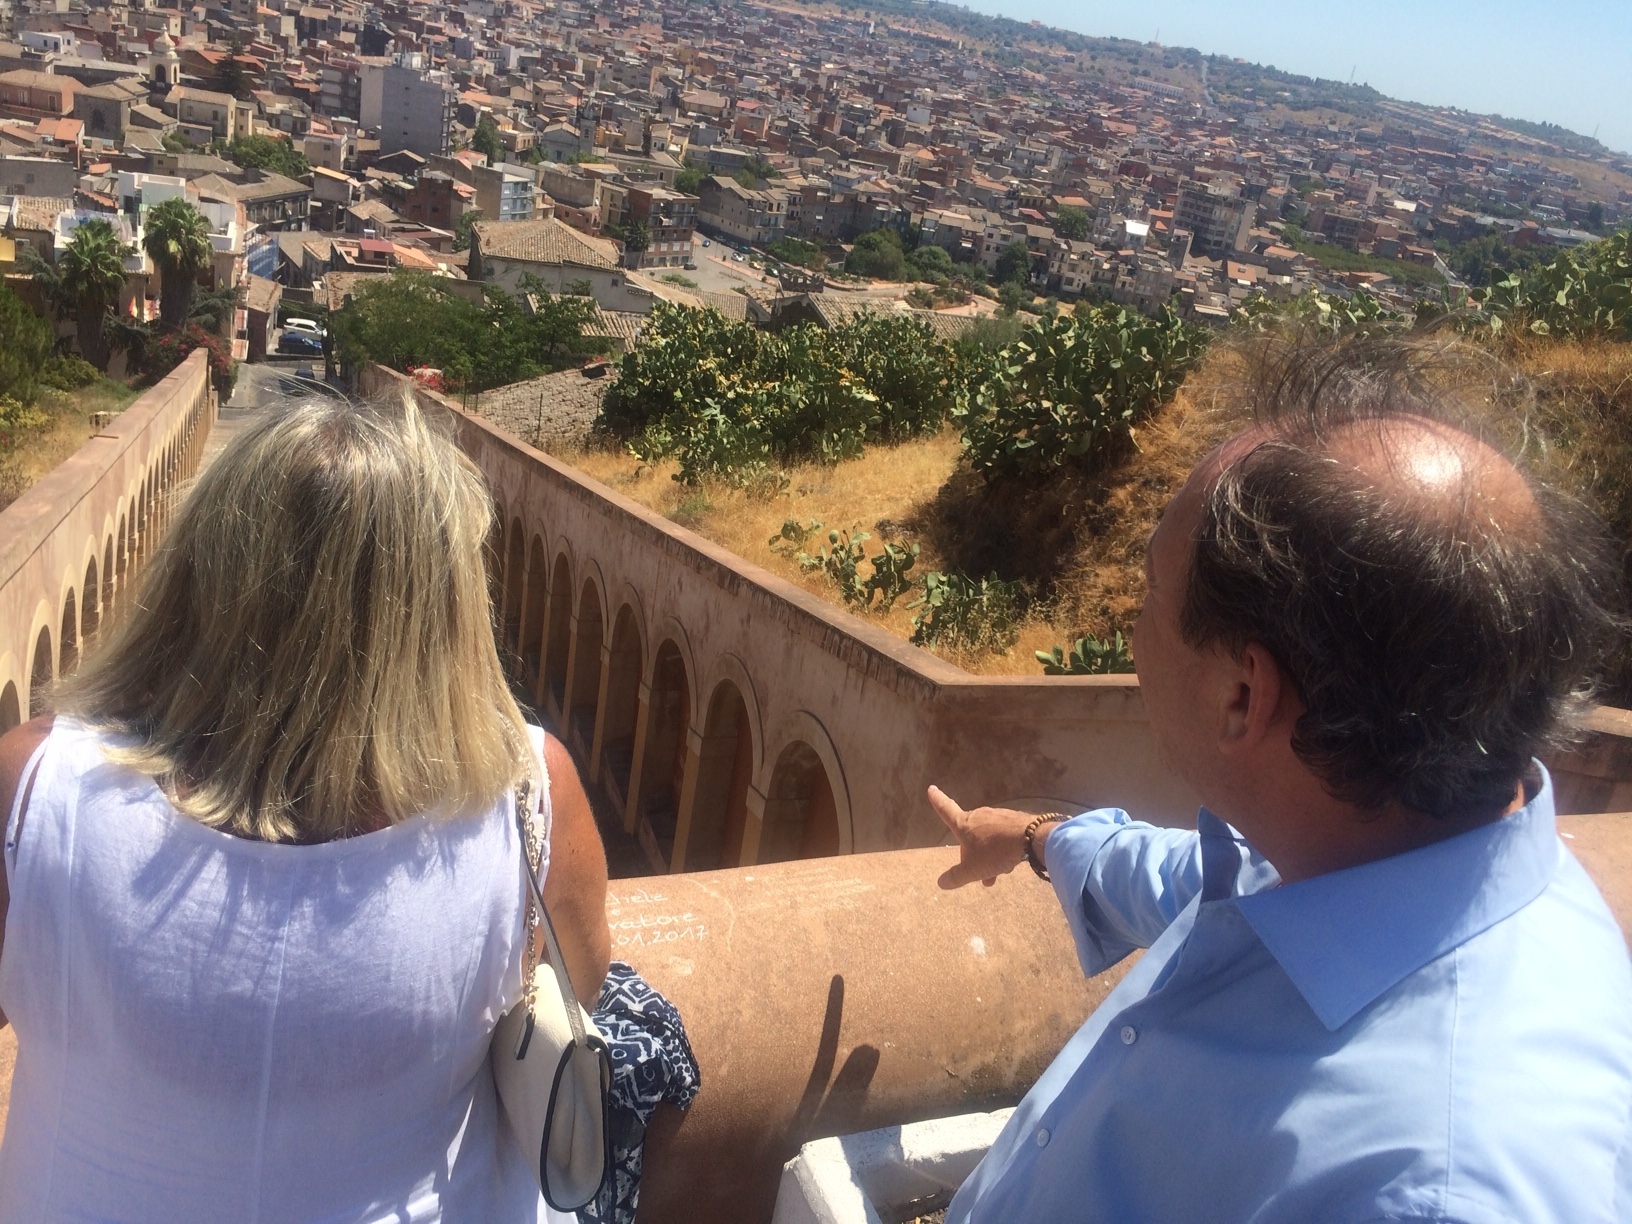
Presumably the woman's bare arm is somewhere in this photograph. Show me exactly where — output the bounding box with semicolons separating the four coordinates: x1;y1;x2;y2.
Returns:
0;715;54;1030
539;733;611;1004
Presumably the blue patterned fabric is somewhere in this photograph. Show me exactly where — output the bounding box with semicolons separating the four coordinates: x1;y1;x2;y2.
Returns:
577;962;700;1224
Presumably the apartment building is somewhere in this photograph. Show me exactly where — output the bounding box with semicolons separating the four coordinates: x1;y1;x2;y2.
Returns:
696;174;784;246
626;183;697;268
360;57;456;158
1174;179;1255;260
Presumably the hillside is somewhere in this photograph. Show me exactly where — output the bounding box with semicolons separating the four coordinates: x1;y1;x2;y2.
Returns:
777;0;1630;182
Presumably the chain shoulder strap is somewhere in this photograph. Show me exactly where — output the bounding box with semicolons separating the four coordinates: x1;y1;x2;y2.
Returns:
514;735;590;1043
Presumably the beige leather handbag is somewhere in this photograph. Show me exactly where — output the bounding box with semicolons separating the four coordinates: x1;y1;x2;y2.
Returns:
491;734;613;1212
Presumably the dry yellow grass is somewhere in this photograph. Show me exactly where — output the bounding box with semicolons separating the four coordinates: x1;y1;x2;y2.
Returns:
561;346;1249;676
0;381;140;513
567;432;1001;666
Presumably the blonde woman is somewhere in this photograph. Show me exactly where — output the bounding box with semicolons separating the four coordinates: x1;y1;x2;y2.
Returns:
0;394;610;1222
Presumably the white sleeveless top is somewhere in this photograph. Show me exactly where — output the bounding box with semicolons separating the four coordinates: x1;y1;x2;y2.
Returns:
0;716;571;1224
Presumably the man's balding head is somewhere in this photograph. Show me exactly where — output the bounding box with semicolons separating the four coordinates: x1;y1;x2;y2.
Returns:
1176;338;1622;822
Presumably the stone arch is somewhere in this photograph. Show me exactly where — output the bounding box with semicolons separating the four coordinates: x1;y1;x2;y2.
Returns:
115;513;128;609
700;653;764;780
502;516;526;654
59;586;78;677
756;713;853;864
677;677;757;871
0;680;19;734
519;534;549;691
596;600;645;806
83;554;100;643
542;550;574;711
566;574;605;751
630;633;693;862
29;624;53;717
102;536;114;621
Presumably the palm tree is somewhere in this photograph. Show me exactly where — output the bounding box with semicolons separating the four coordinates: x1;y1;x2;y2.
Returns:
142;198;213;330
28;219;132;371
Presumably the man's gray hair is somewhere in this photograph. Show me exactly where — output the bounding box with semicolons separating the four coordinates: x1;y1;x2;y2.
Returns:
1181;334;1624;821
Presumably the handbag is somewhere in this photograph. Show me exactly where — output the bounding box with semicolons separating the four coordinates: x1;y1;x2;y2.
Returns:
491;730;614;1212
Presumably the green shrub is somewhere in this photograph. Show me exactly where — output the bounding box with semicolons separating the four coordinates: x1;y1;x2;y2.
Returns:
795;527;920;610
798;526;871;604
602;304;965;485
39;354;102;391
1474;228;1632;340
909;571;1024;652
1037;631;1135;675
844;229;907;280
960;305;1203;480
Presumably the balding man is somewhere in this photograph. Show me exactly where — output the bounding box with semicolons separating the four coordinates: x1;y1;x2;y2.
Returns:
932;342;1632;1223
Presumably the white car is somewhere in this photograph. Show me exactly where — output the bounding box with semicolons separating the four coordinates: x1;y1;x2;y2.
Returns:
284;317;326;339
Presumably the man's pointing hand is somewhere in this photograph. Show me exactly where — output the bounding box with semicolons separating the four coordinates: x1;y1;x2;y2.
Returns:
929;785;1056;891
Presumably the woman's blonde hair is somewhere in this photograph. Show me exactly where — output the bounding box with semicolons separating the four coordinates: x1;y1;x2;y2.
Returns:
56;390;531;843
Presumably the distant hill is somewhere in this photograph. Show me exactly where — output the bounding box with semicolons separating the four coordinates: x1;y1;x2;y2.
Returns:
786;0;1620;160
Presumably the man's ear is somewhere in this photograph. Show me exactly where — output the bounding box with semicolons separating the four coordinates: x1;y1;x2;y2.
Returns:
1218;642;1285;755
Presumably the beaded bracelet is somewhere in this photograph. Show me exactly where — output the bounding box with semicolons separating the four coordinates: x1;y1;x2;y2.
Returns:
1024;813;1068;881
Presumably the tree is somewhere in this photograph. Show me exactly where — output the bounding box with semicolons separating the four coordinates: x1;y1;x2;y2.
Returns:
769;236;825;270
452;209;483;253
0;283;55;404
189;280;241;333
331;271;597;392
997;279;1027;316
1054;205;1090;241
225;133;308;178
675;159;706;194
844;228;907;280
472;114;503;163
212;55;248;101
161;130;191;154
905;243;953;280
622;219;651;254
142;198;214;330
994;239;1032;286
29;220;132;371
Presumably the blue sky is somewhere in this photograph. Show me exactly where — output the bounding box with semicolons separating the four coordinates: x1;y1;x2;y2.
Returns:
960;1;1632;157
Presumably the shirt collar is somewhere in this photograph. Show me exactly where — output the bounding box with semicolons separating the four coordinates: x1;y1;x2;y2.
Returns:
1218;766;1562;1032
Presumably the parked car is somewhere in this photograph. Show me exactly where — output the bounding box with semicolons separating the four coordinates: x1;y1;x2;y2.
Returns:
283;317;326;339
278;331;324;356
701;239;711;247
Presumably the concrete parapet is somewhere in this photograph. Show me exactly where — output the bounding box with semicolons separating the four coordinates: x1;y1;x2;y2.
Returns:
615;846;1129;1224
0;351;214;730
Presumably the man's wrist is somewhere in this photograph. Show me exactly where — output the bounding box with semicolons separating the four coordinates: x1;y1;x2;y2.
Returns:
1024;813;1069;880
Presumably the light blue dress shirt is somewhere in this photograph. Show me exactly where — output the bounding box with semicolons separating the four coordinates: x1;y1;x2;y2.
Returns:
946;767;1632;1224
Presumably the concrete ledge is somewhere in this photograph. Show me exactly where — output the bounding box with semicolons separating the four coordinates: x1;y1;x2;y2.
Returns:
620;846;1129;1224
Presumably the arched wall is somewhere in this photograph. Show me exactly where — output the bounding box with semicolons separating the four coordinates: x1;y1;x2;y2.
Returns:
0;353;214;725
365;366;1632;881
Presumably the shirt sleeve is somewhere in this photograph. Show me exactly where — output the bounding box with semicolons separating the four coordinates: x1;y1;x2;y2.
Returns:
1042;809;1204;978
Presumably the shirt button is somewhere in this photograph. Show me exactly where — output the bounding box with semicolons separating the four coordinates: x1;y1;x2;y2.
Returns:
1120;1025;1138;1045
1034;1127;1050;1147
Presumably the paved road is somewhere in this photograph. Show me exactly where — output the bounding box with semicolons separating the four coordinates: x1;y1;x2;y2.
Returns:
680;233;780;296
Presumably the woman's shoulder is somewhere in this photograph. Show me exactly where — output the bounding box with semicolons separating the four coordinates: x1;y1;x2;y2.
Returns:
0;714;56;824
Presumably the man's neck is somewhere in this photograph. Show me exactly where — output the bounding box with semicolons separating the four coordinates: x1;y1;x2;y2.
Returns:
1227;777;1528;887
